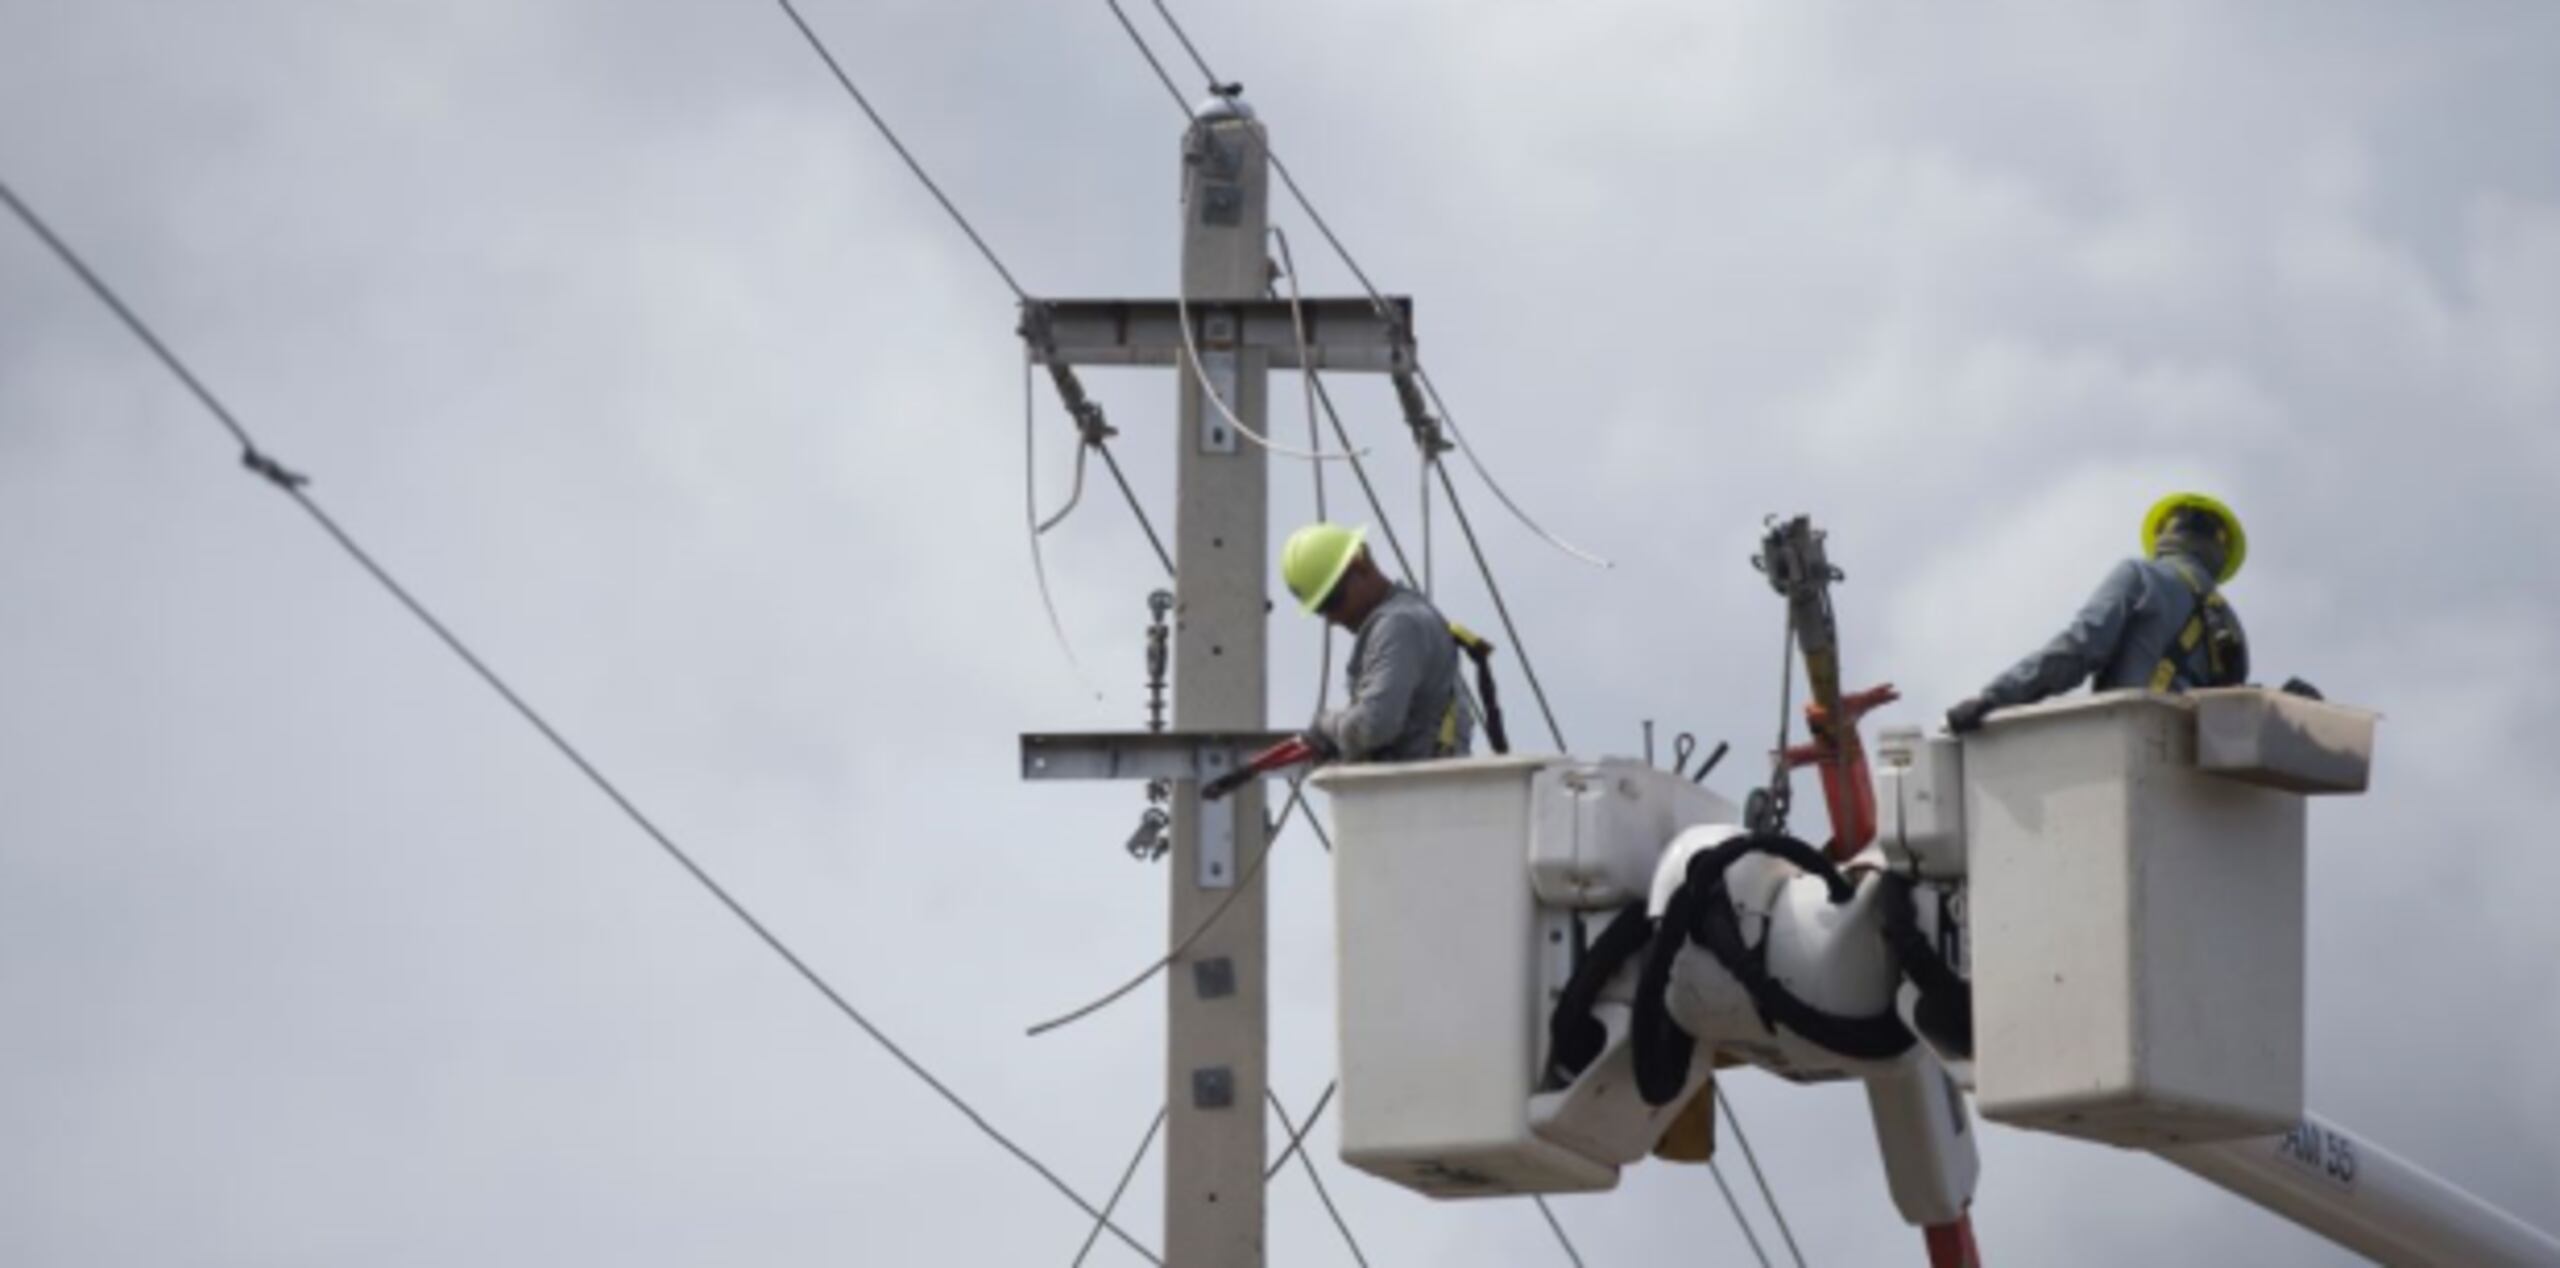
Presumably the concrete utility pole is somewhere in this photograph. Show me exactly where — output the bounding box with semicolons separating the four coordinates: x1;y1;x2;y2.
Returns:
1017;96;1411;1268
1164;95;1274;1266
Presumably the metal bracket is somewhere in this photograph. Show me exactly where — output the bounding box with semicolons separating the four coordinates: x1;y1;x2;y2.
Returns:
1020;731;1294;782
1021;731;1293;891
1200;181;1245;226
1192;1065;1236;1110
1198;309;1240;454
1020;297;1415;374
1198;753;1235;888
1193;956;1237;1000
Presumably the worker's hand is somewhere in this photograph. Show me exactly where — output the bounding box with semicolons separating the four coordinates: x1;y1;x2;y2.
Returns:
1945;695;1995;734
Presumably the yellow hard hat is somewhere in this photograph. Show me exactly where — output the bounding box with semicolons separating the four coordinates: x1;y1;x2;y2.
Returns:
2143;492;2247;583
1282;522;1368;614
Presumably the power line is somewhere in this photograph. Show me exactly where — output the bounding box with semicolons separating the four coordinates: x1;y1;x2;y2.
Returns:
1534;1195;1590;1268
1172;282;1363;462
1073;1106;1167;1268
1119;0;1611;571
1024;773;1321;1036
1269;1086;1370;1268
1104;0;1194;112
1306;374;1418;583
1262;1079;1335;1181
1100;0;1580;758
0;174;1160;1268
1020;251;1369;1037
1027;362;1106;697
1092;441;1176;577
1433;456;1571;751
1718;1082;1810;1267
1021;306;1178;579
781;0;1178;662
775;0;1027;300
1104;16;1820;1268
1712;1158;1778;1268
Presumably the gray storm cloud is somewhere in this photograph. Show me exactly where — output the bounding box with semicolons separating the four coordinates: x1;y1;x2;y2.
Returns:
4;2;2554;1264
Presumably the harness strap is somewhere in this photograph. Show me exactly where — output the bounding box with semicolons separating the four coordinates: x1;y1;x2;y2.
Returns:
1542;902;1656;1090
2149;559;2233;691
1879;874;1973;1059
1629;833;1916;1107
1440;621;1511;756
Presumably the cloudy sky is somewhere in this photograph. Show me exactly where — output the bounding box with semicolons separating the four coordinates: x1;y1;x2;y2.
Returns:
4;1;2556;1264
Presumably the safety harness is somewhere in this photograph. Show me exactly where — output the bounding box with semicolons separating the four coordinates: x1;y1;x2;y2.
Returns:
2148;558;2248;692
1440;621;1511;757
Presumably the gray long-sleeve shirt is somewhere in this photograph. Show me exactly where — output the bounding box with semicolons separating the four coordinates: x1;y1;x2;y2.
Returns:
1979;554;2242;707
1312;584;1473;762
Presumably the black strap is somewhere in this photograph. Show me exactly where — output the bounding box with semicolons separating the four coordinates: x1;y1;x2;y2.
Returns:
1542;902;1655;1090
1628;834;1916;1106
1631;879;1703;1105
1878;874;1973;1059
1452;627;1511;755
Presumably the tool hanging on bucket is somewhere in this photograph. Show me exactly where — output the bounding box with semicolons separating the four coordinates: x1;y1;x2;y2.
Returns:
1750;514;1899;860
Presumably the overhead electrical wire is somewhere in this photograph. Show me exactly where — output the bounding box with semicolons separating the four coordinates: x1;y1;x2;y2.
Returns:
1433;457;1570;750
1718;1082;1810;1268
1308;372;1420;584
1270;1087;1371;1268
776;0;1026;301
0;175;1161;1265
1094;441;1177;577
1103;0;1194;109
1118;0;1612;572
1105;1;1570;754
1110;12;1822;1266
1275;227;1331;521
1534;1195;1591;1268
1171;285;1365;462
1027;362;1104;698
1263;1079;1336;1181
1244;321;1369;1268
1712;1157;1779;1268
1023;774;1331;1036
779;0;1176;687
1028;232;1362;1040
1273;225;1425;588
1072;1106;1167;1268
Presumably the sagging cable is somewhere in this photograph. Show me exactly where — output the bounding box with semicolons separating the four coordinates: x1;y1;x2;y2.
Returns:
1024;361;1105;701
1413;364;1613;569
1020;302;1175;577
1032;388;1116;537
1024;771;1313;1036
1173;286;1365;463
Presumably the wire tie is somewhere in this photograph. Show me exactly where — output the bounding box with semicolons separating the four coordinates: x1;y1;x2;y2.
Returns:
241;447;310;490
1072;401;1117;447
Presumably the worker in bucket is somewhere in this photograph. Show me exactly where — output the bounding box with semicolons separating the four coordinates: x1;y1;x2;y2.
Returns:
1205;523;1508;801
1945;492;2250;733
1285;522;1486;762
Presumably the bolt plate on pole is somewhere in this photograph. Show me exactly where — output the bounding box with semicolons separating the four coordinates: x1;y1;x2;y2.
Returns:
1192;1066;1236;1110
1198;765;1237;889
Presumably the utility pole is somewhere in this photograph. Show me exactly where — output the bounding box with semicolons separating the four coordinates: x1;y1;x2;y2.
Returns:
1165;94;1273;1267
1017;95;1411;1267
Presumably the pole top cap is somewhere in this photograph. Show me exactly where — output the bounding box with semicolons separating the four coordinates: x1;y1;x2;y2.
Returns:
1196;91;1254;122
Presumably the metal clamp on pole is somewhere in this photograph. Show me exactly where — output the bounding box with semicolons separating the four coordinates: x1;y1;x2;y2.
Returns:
1021;731;1295;889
